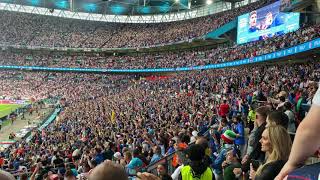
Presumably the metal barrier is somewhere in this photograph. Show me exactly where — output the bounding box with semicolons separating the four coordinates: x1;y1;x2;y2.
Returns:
145;152;176;175
145;129;211;175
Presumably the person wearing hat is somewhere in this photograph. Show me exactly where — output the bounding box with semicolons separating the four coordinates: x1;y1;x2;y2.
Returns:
220;130;237;146
179;144;214;180
212;130;237;179
190;131;198;144
113;152;122;163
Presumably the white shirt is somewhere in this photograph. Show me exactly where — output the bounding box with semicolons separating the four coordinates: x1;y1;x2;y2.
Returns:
285;110;296;133
313;83;320;106
171;165;183;180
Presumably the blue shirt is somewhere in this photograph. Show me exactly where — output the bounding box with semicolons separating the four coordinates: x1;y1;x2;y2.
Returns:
212;148;228;175
234;123;245;145
150;154;162;164
13;160;20;170
95;153;105;165
127;157;143;169
166;146;175;155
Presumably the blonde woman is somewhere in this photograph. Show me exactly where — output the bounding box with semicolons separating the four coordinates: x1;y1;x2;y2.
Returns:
249;125;292;180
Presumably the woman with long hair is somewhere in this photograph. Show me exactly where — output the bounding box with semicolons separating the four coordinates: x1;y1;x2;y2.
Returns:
249;125;292;180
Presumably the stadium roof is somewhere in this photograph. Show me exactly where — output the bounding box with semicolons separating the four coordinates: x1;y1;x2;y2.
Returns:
0;0;244;15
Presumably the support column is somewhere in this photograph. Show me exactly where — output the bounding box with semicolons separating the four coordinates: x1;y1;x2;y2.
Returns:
70;0;74;12
313;1;320;24
231;2;235;9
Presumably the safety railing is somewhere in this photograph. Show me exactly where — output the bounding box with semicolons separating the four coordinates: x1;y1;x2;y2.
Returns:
144;128;211;175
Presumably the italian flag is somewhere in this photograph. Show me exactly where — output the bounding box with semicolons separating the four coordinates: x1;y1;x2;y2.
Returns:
221;130;236;144
0;140;16;145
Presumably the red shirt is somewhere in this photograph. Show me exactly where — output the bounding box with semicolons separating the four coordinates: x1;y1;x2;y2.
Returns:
17;148;24;156
219;103;230;116
0;158;4;167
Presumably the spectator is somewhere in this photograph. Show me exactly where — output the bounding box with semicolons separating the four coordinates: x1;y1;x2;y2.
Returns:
232;115;245;156
150;146;163;164
283;102;296;140
0;169;15;180
222;148;241;180
126;150;143;174
88;160;128;180
266;111;289;129
276;84;320;180
241;106;271;173
157;164;172;180
179;144;214;180
64;168;76;180
249;125;292;180
166;140;176;155
213;130;237;179
219;100;230;117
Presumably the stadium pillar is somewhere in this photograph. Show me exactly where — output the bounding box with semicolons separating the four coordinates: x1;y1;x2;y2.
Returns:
313;0;320;24
70;0;74;11
231;2;235;9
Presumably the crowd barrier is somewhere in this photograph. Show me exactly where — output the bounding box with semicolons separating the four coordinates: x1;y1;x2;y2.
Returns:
0;99;29;105
144;128;211;175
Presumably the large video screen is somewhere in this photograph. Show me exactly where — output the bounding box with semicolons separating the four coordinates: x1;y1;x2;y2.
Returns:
237;1;300;44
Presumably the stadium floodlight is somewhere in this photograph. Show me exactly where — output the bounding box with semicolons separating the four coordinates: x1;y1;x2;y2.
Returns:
206;0;212;5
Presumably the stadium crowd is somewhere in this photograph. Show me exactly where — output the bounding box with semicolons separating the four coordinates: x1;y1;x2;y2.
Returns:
0;0;319;179
0;23;319;69
0;1;270;49
0;60;319;180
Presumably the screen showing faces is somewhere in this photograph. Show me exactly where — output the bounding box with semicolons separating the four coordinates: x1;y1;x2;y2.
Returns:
237;1;300;44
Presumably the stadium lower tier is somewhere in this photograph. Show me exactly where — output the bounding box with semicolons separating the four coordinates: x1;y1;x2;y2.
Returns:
0;57;319;179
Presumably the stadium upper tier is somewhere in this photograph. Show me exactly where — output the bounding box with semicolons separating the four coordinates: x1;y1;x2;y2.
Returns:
0;24;318;70
0;0;268;48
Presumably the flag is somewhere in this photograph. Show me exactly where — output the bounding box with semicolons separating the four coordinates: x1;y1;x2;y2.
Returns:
111;111;116;123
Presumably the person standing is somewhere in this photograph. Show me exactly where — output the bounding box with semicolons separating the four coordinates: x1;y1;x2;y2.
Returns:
179;144;214;180
283;102;296;141
232;115;245;157
219;100;230;117
276;84;320;180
